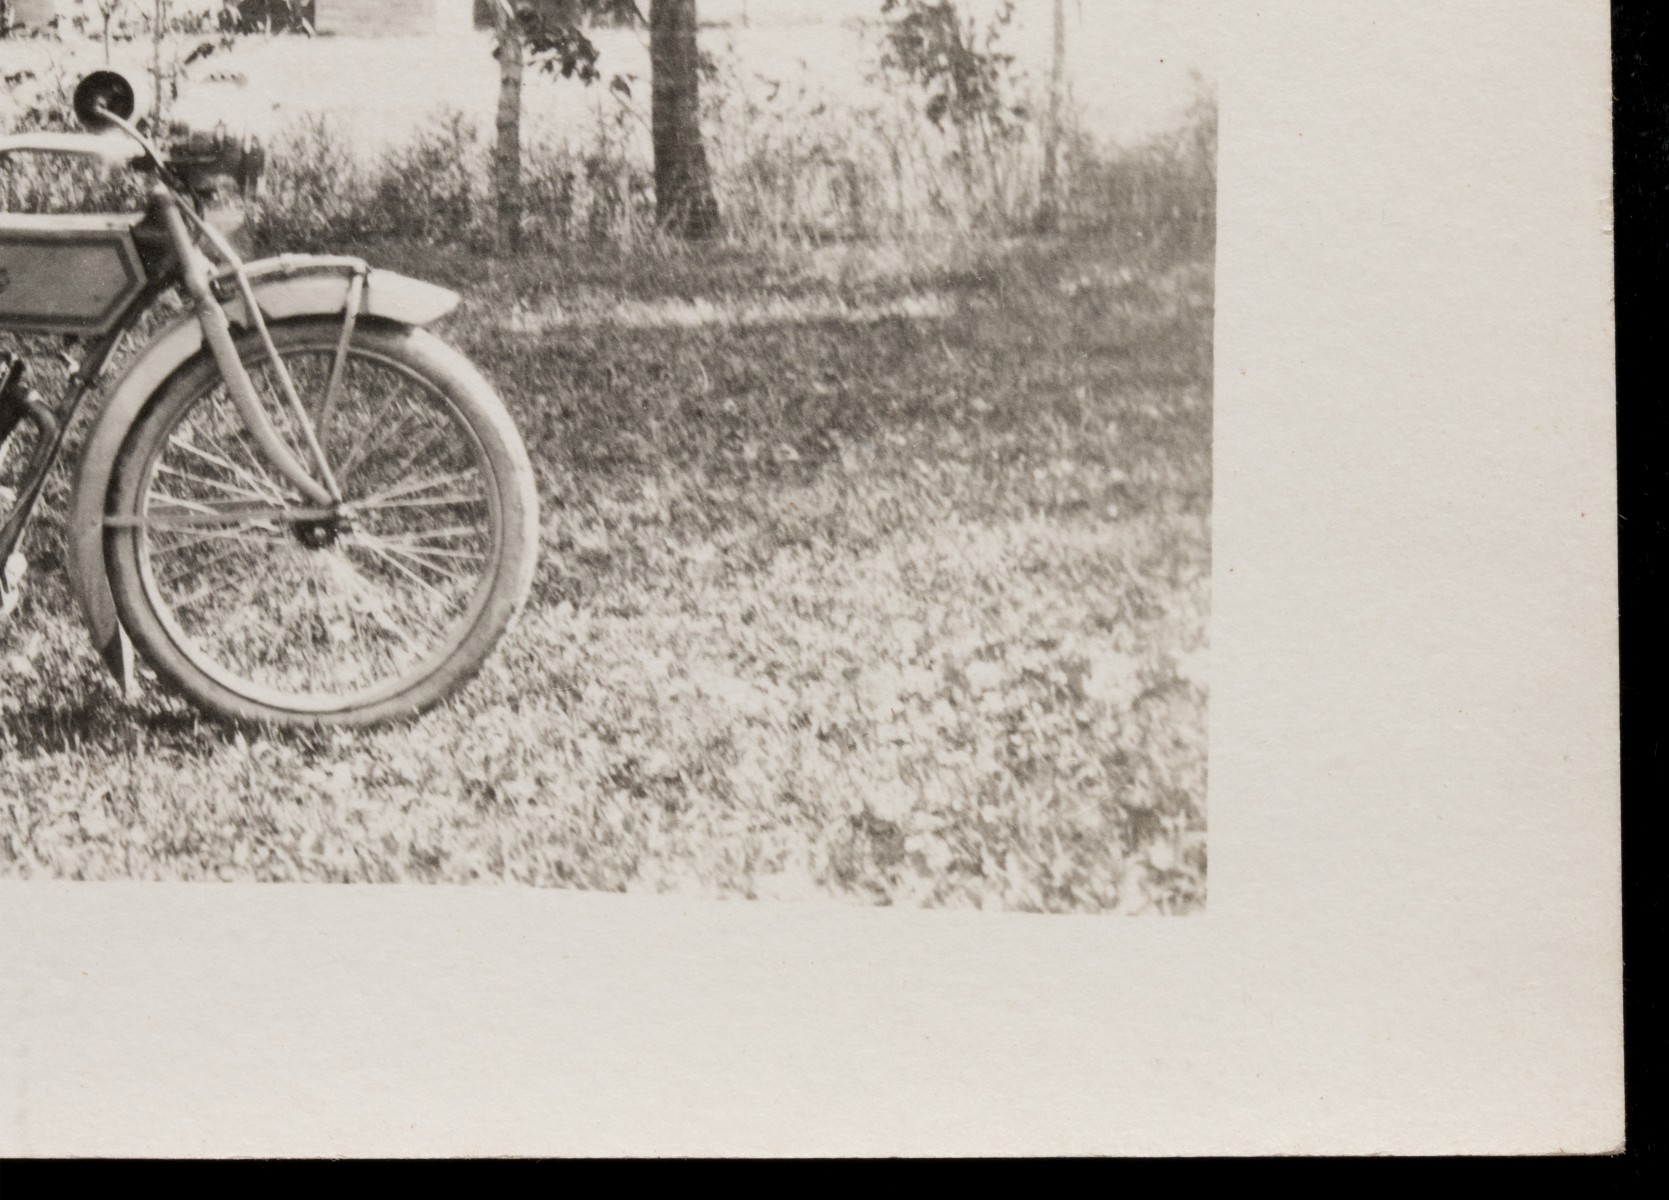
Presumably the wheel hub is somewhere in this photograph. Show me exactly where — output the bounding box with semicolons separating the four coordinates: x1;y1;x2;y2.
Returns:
292;513;351;549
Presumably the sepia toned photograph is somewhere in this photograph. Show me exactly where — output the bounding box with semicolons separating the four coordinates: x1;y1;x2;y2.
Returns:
2;0;1214;913
0;0;1625;1161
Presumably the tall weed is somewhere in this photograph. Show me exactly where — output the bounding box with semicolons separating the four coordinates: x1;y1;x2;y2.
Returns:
370;108;486;245
244;113;370;244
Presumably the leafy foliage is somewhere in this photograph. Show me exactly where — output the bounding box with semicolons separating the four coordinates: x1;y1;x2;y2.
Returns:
371;108;486;243
216;0;315;35
493;0;642;85
879;0;1027;137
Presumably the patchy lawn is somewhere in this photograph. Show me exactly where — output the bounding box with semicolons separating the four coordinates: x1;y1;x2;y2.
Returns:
1;232;1212;913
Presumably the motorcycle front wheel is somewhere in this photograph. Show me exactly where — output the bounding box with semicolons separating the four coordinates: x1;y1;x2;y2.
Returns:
104;318;540;728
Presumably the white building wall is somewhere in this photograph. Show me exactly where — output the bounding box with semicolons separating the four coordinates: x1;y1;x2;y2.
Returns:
10;0;61;29
6;0;228;30
314;0;476;37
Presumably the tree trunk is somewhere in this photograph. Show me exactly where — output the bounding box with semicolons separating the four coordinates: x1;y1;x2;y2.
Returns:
494;6;525;253
649;0;720;239
1038;0;1066;233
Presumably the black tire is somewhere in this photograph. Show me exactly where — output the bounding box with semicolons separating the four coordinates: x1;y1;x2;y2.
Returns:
104;318;539;728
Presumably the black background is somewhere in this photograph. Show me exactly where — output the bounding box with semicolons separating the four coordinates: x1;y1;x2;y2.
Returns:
1614;0;1658;1180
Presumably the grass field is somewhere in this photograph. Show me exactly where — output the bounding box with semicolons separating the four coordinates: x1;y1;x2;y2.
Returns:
0;229;1212;913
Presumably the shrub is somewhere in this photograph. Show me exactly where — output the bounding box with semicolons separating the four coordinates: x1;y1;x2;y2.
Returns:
521;94;654;248
243;113;370;245
1061;85;1217;261
370;108;488;246
6;26;1217;261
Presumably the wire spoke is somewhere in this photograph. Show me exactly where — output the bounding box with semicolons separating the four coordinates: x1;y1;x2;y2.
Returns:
131;342;504;705
167;563;262;615
155;460;282;506
157;537;267;590
364;524;487;546
344;539;459;612
335;406;426;485
315;553;432;662
352;494;488;514
148;525;290;557
168;438;288;505
350;538;487;564
355;467;483;508
350;424;454;500
356;540;478;587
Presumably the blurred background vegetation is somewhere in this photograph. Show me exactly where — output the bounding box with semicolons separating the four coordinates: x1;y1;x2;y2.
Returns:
2;0;1216;258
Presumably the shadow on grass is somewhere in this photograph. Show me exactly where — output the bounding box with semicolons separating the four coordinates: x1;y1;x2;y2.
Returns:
0;694;224;756
1;693;363;761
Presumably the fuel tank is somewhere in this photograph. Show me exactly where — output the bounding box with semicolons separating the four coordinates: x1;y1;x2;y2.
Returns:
0;212;148;337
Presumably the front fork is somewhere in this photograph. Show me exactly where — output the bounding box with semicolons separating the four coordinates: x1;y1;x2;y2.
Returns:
154;186;344;508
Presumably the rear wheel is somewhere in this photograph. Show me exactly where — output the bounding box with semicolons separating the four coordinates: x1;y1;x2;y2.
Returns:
104;319;539;728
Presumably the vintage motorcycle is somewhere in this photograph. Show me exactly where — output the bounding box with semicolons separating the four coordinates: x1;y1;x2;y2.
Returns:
0;72;539;728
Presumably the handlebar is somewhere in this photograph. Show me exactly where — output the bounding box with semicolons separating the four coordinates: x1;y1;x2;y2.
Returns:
1;114;256;200
0;131;139;166
4;71;257;196
0;72;222;189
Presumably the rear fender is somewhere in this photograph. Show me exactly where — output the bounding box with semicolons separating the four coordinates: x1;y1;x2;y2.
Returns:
66;262;461;686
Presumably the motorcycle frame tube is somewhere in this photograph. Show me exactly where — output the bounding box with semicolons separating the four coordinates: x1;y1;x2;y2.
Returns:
0;276;167;571
1;276;169;691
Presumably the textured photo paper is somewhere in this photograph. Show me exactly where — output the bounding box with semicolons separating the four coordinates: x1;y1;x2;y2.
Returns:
0;0;1621;1157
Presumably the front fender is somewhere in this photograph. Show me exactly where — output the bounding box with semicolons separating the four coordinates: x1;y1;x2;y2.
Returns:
67;314;199;690
220;256;461;327
66;263;461;686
